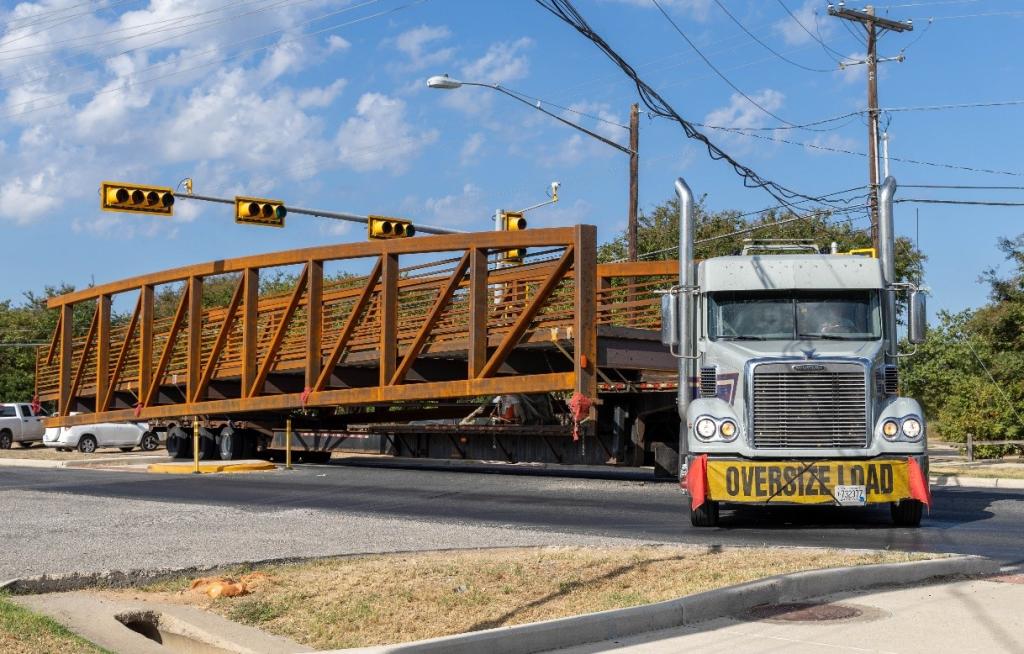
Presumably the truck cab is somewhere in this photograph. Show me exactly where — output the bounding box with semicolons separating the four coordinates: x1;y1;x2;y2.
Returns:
663;177;930;527
0;402;47;449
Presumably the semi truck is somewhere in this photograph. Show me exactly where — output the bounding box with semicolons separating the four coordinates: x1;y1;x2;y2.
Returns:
661;176;931;527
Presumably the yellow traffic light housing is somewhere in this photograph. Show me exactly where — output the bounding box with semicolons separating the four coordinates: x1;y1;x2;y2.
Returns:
235;196;287;228
100;182;175;216
368;215;415;239
500;248;527;263
500;211;527;231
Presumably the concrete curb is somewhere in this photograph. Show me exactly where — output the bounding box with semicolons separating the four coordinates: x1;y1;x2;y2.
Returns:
931;474;1024;490
0;455;169;469
147;460;276;474
333;555;1000;654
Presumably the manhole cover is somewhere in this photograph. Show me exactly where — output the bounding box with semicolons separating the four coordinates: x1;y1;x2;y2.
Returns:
748;602;863;622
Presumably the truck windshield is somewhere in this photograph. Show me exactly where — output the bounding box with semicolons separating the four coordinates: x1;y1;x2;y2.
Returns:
708;290;881;341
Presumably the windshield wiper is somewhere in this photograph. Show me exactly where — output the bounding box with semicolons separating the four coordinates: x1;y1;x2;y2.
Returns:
717;335;768;341
797;333;858;341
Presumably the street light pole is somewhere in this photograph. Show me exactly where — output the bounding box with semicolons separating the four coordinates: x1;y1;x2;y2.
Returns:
428;75;640;260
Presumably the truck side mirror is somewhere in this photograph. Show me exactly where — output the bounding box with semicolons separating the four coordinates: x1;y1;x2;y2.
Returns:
908;290;927;344
660;293;679;348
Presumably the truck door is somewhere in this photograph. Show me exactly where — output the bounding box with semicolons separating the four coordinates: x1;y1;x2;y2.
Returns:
19;405;44;440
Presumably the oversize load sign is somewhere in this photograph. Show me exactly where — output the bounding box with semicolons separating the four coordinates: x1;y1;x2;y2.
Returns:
706;459;911;504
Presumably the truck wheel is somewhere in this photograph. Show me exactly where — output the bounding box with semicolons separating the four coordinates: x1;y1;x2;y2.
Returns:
197;430;217;461
690;500;720;527
890;499;923;527
140;432;160;451
0;430;12;449
218;427;244;461
78;435;98;454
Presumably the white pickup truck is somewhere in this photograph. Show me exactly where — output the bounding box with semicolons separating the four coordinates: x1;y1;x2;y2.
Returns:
0;403;47;449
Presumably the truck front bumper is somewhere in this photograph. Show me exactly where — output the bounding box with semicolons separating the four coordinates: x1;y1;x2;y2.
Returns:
685;454;930;507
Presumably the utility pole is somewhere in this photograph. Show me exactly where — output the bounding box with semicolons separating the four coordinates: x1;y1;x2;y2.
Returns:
828;3;912;251
628;103;640;262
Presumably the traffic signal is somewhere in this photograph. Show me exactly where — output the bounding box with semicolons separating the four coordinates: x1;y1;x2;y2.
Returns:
100;182;175;216
368;215;415;239
235;196;287;228
500;248;527;263
500;211;527;231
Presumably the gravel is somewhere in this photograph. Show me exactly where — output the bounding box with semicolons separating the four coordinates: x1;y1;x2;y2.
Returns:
0;487;660;580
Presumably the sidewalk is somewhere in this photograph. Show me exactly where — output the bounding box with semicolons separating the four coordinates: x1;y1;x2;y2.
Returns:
552;575;1024;653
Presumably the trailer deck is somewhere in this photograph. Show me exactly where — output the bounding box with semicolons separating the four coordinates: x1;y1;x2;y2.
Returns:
37;227;680;455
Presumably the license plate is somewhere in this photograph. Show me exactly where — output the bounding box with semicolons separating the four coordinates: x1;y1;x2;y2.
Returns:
834;485;867;506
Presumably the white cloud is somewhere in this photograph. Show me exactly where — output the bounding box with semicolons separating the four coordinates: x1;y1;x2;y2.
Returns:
0;170;61;224
327;35;351;53
298;79;347;109
423;183;489;228
461;37;532;83
460;132;484;165
392;24;454;70
774;0;833;46
703;89;785;130
335;93;439;174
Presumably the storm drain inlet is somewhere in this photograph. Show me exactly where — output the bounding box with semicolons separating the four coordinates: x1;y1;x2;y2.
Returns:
747;602;864;622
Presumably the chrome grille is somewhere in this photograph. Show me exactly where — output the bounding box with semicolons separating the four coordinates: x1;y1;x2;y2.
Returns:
751;362;868;449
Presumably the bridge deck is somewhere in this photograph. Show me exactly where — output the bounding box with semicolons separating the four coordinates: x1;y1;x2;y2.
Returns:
37;226;678;427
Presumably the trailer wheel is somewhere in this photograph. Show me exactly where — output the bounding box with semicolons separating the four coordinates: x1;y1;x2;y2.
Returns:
218;427;244;461
690;500;720;527
890;499;923;527
166;427;191;459
197;429;217;461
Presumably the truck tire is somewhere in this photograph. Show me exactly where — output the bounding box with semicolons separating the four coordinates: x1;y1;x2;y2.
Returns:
78;435;98;454
197;429;217;461
890;499;923;527
690;500;720;527
218;427;244;461
0;430;11;449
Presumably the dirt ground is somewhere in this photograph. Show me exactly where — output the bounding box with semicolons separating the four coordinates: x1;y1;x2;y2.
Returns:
110;545;930;650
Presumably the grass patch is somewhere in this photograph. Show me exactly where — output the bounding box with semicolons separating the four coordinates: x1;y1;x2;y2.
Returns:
117;545;929;650
0;593;107;654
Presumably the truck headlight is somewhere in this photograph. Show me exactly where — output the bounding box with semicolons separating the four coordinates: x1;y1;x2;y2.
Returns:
695;417;717;441
882;420;900;440
901;418;922;439
719;420;737;441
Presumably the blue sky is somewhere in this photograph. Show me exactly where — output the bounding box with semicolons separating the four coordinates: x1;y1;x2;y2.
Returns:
1;0;1021;316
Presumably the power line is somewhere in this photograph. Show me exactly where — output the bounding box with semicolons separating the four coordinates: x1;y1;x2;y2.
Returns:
650;0;803;128
774;0;852;63
535;0;857;212
696;123;1024;177
711;0;835;73
897;198;1024;207
0;0;142;50
902;184;1024;190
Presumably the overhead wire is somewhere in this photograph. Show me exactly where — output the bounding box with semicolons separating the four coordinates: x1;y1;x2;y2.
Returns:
650;0;803;128
695;122;1024;177
773;0;851;64
0;0;142;49
710;0;835;73
533;0;859;212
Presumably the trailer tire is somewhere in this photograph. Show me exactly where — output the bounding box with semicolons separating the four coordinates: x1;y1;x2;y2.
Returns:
890;499;923;527
166;427;191;459
690;500;720;527
218;427;244;461
197;430;217;461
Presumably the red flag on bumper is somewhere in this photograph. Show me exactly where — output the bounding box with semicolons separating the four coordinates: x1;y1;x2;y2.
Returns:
907;456;931;511
685;454;708;510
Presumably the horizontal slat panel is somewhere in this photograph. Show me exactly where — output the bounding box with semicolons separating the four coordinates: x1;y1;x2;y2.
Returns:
752;366;867;449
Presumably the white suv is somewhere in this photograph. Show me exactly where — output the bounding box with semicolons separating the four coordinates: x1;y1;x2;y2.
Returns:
44;416;162;453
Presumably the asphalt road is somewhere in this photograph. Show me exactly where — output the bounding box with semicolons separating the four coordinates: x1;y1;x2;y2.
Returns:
1;462;1022;580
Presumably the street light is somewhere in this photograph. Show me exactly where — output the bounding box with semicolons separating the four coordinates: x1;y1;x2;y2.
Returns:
427;75;641;261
